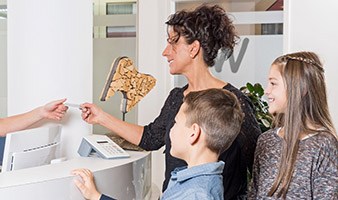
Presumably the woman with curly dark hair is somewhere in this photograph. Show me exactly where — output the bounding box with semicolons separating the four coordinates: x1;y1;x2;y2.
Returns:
74;4;261;200
158;5;261;199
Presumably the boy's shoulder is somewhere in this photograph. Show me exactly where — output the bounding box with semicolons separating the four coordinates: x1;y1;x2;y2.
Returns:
162;162;224;200
171;161;224;182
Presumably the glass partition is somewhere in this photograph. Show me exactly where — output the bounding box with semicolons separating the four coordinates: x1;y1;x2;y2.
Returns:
92;0;137;134
173;0;283;93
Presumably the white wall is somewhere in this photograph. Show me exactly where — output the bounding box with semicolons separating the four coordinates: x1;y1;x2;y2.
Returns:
284;0;338;128
137;0;173;192
0;19;6;118
7;0;93;159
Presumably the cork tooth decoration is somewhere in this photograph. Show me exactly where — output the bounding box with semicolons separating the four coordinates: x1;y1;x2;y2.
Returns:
100;56;156;113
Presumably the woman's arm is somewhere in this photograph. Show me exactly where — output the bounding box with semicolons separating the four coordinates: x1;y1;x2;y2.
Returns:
81;88;181;149
80;102;144;145
0;99;67;136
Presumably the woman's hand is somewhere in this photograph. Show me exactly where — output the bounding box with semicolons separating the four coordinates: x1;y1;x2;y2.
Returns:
80;103;103;125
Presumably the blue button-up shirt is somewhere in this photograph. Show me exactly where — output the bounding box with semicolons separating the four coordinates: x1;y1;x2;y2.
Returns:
161;161;225;200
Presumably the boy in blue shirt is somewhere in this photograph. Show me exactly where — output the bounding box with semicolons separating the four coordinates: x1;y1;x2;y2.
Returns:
72;88;243;200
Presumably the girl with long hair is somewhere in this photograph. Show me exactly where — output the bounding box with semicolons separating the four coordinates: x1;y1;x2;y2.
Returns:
249;51;338;199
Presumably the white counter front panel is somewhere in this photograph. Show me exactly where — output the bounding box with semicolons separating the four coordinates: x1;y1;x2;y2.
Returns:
0;151;151;200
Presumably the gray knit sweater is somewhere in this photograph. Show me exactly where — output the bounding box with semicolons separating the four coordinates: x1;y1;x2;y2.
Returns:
249;128;338;199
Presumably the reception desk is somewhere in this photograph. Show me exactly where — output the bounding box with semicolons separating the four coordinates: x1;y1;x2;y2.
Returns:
0;151;158;200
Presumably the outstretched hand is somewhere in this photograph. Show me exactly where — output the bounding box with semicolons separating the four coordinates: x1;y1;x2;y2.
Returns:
80;103;103;125
40;98;68;121
72;168;102;200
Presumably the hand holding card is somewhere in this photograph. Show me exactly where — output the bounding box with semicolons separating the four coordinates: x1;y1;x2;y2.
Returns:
65;103;82;110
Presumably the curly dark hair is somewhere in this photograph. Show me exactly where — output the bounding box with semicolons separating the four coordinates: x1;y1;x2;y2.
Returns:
165;4;238;66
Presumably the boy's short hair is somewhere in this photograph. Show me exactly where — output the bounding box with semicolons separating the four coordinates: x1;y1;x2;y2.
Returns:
183;88;244;154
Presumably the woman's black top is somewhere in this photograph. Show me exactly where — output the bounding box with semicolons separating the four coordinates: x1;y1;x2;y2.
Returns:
139;84;261;200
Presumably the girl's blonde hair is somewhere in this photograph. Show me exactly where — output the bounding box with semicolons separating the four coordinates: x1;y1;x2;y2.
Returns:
269;51;337;198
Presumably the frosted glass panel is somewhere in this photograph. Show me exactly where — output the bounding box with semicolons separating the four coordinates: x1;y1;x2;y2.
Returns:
174;35;283;90
92;1;137;134
173;1;283;90
212;35;282;88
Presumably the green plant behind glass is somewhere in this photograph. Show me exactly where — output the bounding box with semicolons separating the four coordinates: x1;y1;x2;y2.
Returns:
240;82;273;133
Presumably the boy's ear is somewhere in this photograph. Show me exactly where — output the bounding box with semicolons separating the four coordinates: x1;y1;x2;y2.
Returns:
190;40;200;58
189;123;201;145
